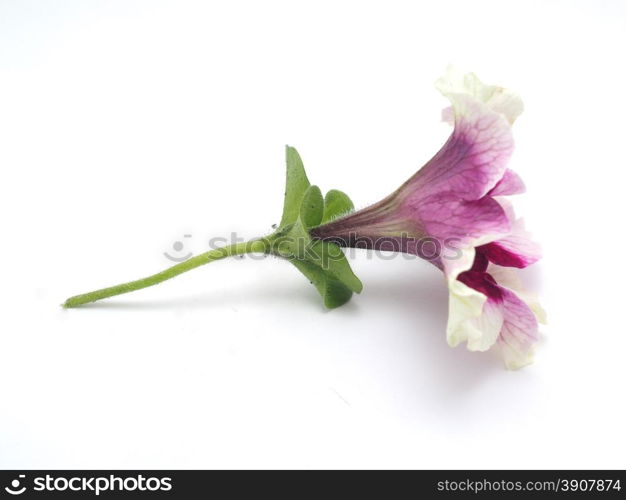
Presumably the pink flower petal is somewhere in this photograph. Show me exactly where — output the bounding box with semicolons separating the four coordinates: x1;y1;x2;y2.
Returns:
488;169;526;196
407;98;514;201
479;218;541;268
452;268;541;367
407;190;511;245
497;286;540;369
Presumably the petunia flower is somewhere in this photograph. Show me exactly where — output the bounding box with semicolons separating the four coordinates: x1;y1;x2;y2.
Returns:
311;67;544;368
63;67;543;370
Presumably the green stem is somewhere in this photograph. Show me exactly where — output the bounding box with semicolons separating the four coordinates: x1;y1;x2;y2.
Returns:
63;240;266;308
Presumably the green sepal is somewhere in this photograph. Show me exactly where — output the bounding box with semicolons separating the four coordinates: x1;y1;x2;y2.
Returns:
279;146;310;227
289;259;354;309
299;185;324;229
273;146;362;309
322;189;354;223
305;240;362;293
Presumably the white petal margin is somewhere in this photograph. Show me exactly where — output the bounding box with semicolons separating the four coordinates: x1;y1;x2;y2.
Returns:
436;65;524;125
493;196;542;267
443;247;502;352
443;250;544;368
488;264;544;370
488;264;547;324
497;287;540;369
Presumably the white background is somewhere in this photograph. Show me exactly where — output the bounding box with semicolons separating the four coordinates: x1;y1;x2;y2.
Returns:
1;0;624;469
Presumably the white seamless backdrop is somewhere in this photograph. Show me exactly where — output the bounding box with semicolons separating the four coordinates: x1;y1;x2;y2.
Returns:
0;0;625;469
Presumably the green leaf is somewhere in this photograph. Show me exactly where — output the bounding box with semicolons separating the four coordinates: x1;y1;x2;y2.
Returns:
279;146;311;227
268;220;362;307
299;185;324;229
305;240;363;293
270;146;363;309
322;189;354;223
289;259;354;309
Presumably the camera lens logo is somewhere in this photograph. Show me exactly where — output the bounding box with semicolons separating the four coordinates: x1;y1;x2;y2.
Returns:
164;234;193;262
4;475;26;495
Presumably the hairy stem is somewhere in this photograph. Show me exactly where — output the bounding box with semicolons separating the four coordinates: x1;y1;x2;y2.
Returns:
63;240;266;308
